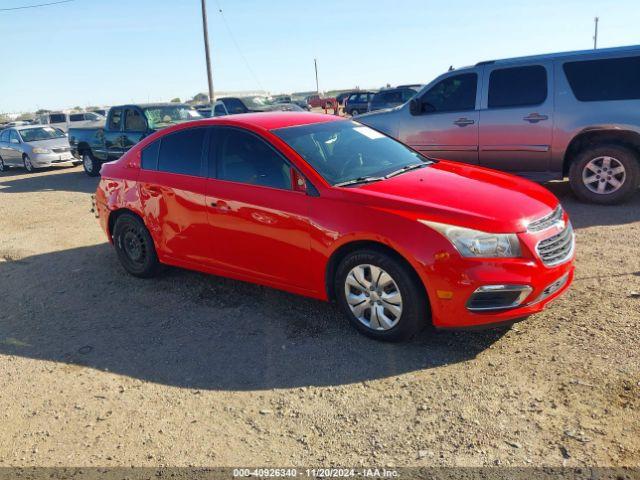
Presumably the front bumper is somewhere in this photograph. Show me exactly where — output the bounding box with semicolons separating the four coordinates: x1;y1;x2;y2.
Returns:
31;151;76;166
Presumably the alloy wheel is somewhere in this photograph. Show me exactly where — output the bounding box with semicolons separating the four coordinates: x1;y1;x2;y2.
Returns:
582;156;626;195
23;156;33;172
344;264;403;331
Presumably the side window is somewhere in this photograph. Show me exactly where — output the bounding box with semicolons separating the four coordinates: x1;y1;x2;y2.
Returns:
140;140;160;170
348;94;358;102
420;73;478;113
216;128;291;190
488;65;547;108
222;98;246;114
69;113;84;122
157;128;205;176
124;109;147;132
0;130;10;142
9;130;20;143
49;113;67;123
109;108;123;130
214;103;228;116
563;56;640;102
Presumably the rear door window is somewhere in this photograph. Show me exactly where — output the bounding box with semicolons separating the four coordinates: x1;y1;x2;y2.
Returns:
109;108;123;130
563;56;640;101
140;140;160;170
488;65;547;108
222;98;246;114
69;113;84;122
0;130;10;143
157;128;206;177
421;73;478;112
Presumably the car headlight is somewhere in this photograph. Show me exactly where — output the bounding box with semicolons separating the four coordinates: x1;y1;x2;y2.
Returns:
419;220;521;258
32;148;52;154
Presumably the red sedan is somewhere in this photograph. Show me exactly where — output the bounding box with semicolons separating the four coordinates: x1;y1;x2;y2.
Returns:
95;112;575;341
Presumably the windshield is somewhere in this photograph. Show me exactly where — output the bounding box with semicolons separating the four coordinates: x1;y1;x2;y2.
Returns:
273;121;431;185
240;96;273;110
143;106;201;129
19;127;66;142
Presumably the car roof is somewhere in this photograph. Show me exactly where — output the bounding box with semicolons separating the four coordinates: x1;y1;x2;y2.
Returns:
15;124;61;131
472;44;640;68
213;112;343;130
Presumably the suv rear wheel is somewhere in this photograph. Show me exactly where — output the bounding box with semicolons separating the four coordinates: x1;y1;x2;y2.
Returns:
569;144;640;204
335;249;428;342
82;151;101;177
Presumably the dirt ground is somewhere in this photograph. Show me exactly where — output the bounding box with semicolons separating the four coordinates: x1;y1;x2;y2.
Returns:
0;165;638;468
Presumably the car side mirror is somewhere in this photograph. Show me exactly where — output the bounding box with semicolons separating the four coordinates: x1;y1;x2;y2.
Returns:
409;98;421;116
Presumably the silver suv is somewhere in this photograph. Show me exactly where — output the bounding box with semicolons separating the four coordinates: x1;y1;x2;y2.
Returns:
358;45;640;204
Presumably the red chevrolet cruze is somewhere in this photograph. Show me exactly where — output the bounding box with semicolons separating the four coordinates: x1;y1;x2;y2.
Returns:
95;112;575;341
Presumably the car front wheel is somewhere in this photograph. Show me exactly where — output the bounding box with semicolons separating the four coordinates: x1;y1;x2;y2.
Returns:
113;213;160;278
23;155;34;172
0;156;7;172
335;249;428;341
569;144;640;204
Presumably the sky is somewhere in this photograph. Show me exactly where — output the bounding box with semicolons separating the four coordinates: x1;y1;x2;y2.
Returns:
1;0;639;113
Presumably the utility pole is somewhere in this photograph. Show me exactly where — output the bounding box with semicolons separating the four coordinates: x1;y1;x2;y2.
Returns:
593;16;599;49
314;58;319;94
200;0;215;108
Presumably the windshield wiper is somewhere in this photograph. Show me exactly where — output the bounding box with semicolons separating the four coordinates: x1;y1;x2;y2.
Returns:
334;176;385;187
385;162;429;179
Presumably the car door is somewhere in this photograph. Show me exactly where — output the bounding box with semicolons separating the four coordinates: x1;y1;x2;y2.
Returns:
479;63;553;172
7;129;23;164
105;107;125;160
396;71;480;164
204;126;312;290
137;126;213;265
122;107;148;153
0;130;12;164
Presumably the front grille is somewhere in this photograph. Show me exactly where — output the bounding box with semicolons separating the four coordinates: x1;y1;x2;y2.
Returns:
528;206;563;232
52;147;70;153
536;223;574;266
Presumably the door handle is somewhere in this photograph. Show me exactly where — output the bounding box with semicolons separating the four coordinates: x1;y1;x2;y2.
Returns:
453;118;475;127
523;113;549;123
210;200;230;212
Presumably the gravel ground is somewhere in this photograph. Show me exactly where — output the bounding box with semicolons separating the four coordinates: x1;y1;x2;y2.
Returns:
0;165;638;467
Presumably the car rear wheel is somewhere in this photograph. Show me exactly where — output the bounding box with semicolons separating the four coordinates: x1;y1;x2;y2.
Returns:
113;213;160;278
82;152;101;177
335;249;428;341
0;156;7;172
569;144;640;204
23;155;34;172
351;109;359;116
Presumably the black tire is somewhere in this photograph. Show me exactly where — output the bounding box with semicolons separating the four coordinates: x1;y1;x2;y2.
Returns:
351;109;359;116
82;151;101;177
569;144;640;205
23;155;34;172
112;213;160;278
0;156;7;172
334;249;428;342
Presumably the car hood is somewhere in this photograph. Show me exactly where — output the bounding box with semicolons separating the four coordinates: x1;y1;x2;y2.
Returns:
354;161;559;233
26;137;69;149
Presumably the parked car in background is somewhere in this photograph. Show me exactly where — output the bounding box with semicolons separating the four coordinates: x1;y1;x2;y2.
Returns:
218;96;305;114
272;94;292;104
95;112;574;341
305;94;337;109
368;87;420;112
194;101;230;118
358;45;640;204
89;108;109;117
35;111;104;132
291;97;311;111
69;103;201;176
0;125;78;172
336;91;357;106
345;91;376;116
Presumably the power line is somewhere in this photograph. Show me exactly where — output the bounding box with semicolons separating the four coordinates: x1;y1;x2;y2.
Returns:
0;0;74;12
214;0;265;92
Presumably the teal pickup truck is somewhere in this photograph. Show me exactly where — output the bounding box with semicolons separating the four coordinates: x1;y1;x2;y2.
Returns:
68;103;202;176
